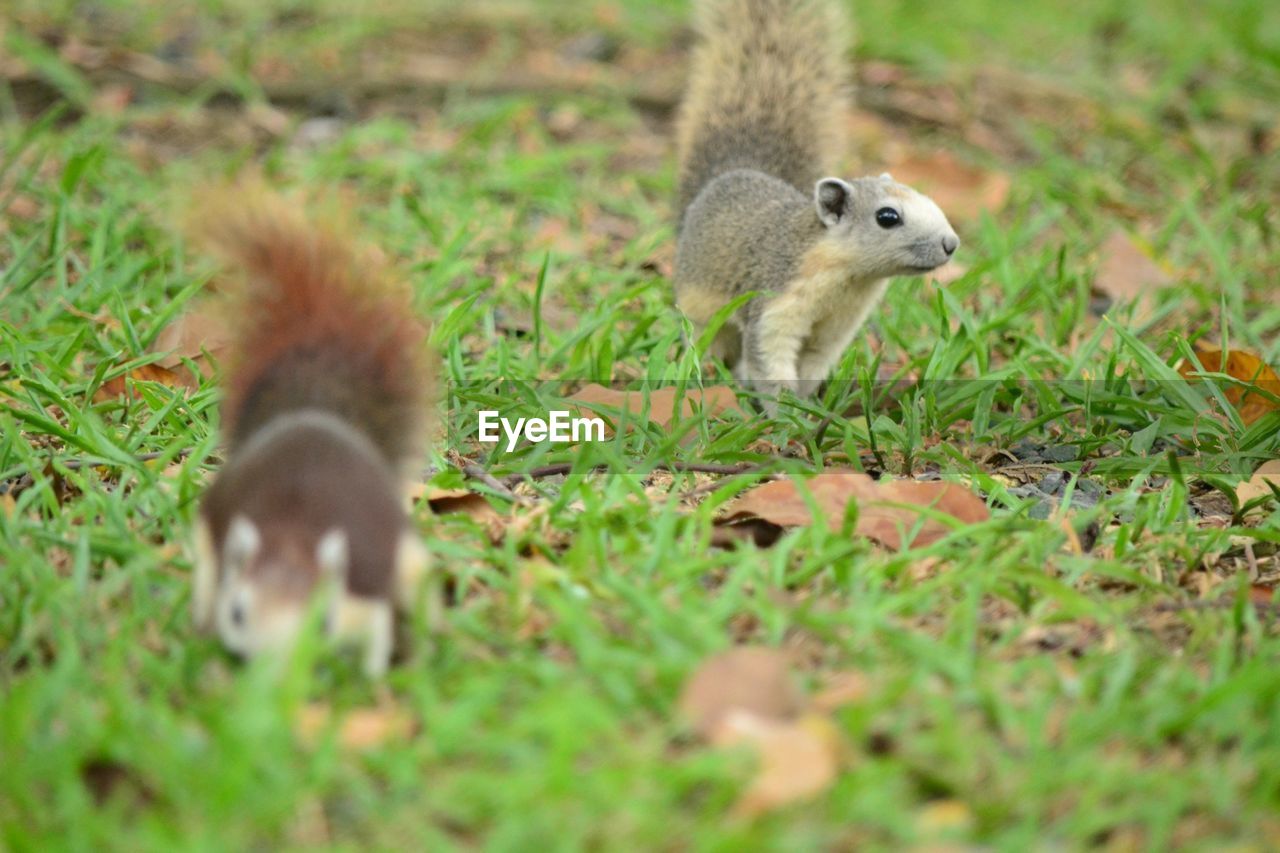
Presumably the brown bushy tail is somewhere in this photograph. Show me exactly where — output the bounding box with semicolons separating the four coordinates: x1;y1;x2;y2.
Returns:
196;191;430;469
676;0;850;221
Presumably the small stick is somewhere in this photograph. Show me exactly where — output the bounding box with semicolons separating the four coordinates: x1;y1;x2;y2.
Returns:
510;463;574;484
500;460;763;488
458;462;527;504
681;467;779;501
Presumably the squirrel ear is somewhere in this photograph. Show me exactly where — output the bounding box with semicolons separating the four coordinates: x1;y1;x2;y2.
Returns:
815;178;852;227
316;528;349;585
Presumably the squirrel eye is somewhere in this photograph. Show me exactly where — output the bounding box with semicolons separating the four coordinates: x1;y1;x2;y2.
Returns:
875;208;902;228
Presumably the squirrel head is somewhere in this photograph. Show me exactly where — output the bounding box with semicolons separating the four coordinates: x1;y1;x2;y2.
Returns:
814;175;960;279
211;516;349;659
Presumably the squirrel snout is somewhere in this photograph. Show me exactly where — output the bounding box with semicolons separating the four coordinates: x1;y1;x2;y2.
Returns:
942;234;959;257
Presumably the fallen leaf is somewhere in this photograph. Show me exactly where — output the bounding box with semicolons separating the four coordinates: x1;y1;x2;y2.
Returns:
719;472;988;549
1178;346;1280;425
1250;584;1275;606
719;711;841;818
810;670;870;714
679;647;845;817
296;703;415;750
421;487;504;523
1236;460;1280;506
708;518;785;549
881;150;1010;221
678;646;805;738
1092;230;1173;319
569;384;741;432
93;363;195;402
154;305;233;374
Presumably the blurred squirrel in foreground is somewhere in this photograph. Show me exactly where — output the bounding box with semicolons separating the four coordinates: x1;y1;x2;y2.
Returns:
674;0;960;409
190;192;434;677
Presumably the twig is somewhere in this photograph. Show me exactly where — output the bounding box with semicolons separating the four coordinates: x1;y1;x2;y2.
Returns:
499;460;766;488
681;467;780;501
458;462;527;504
508;463;574;484
670;462;760;475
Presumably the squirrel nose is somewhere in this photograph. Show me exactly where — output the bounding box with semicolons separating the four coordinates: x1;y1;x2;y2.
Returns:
942;234;959;257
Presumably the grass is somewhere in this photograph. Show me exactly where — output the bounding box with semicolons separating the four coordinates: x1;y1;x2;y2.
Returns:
2;0;1280;848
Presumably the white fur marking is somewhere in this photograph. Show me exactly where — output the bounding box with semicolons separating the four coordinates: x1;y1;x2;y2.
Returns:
330;594;394;678
316;528;349;583
225;515;260;576
191;518;218;632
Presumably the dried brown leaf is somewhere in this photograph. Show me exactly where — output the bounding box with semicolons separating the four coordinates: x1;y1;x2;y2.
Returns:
809;670;870;714
708;518;785;549
1093;231;1173;319
719;472;988;549
296;703;415;750
93;363;195;402
1237;460;1280;506
1179;346;1280;425
154;303;234;371
422;488;503;524
569;384;741;432
718;712;841;818
678;647;805;738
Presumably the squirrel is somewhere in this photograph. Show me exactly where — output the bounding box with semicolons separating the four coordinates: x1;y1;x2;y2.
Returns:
674;0;960;408
188;193;434;678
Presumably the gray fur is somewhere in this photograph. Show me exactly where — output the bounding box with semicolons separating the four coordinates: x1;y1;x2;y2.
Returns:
673;0;959;405
676;169;958;403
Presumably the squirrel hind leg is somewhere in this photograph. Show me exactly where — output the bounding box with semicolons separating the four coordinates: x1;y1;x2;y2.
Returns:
330;593;395;678
742;305;808;409
706;324;743;372
363;602;393;679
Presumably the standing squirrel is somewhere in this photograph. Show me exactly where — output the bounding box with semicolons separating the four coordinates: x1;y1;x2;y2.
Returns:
674;0;960;406
189;194;433;677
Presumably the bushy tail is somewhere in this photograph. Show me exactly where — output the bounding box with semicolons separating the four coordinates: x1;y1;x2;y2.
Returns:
676;0;850;221
196;190;430;469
